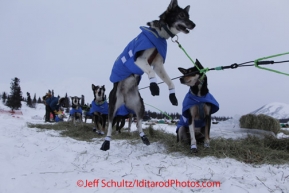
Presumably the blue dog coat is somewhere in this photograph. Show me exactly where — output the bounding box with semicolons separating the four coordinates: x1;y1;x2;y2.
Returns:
54;115;63;122
89;100;135;117
179;90;219;129
176;115;207;133
70;107;82;115
176;115;189;133
115;104;135;116
89;101;109;115
110;26;167;83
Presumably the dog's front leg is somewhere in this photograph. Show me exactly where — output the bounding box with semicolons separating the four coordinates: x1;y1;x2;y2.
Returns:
135;53;159;96
189;107;198;153
189;123;197;153
204;105;211;148
153;61;178;106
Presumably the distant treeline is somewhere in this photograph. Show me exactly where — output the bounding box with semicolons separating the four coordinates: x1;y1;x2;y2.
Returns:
1;77;232;120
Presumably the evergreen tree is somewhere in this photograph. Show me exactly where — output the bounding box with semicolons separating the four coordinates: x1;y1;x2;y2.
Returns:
37;97;42;103
26;92;33;108
65;93;70;113
6;77;23;111
32;93;37;108
81;95;85;106
2;91;7;104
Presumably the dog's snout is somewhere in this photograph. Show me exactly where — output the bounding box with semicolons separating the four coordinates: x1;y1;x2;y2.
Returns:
188;21;196;30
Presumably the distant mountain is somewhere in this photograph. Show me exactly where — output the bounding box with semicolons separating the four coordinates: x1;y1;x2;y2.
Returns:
250;102;289;119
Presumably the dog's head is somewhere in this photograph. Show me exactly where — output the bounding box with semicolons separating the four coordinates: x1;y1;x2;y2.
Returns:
147;0;195;36
178;59;209;96
70;96;81;108
92;84;106;102
57;97;67;108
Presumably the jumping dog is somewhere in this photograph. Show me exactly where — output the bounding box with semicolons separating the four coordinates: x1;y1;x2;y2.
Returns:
101;0;196;151
177;59;219;153
68;96;83;126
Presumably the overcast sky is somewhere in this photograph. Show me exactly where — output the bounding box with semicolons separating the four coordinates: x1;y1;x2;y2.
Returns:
0;0;289;117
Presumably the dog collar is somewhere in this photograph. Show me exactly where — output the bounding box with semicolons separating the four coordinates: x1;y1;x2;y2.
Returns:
161;23;175;38
95;100;105;105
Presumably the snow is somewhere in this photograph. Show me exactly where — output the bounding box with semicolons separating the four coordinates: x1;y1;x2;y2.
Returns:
251;102;289;119
1;102;289;193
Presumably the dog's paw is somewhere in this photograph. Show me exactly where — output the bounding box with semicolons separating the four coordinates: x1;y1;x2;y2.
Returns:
100;140;110;151
150;82;159;96
190;144;198;153
169;93;178;106
141;135;150;145
204;143;210;148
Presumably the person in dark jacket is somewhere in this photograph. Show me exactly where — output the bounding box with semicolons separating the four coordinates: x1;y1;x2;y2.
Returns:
43;93;54;122
43;93;61;122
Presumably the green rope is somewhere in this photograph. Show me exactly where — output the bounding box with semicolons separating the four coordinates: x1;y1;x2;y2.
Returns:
174;40;209;83
144;102;173;120
254;52;289;76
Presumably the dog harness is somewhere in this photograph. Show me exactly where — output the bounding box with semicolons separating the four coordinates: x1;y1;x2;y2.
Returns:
182;91;219;119
70;107;82;115
110;26;167;83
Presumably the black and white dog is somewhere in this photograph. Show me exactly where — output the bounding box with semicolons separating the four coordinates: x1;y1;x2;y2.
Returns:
68;96;83;125
101;0;195;151
177;59;219;153
90;84;135;134
90;84;108;135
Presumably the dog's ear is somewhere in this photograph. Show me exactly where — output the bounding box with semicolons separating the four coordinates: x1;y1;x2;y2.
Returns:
92;84;95;90
200;77;209;96
168;0;178;10
178;67;187;75
102;85;105;92
195;59;204;70
159;0;179;21
184;5;190;13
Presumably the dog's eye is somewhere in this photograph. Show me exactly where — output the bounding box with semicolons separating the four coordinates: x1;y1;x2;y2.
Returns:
179;13;186;19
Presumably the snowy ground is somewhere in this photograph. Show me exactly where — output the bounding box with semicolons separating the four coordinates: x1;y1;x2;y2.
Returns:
1;103;289;193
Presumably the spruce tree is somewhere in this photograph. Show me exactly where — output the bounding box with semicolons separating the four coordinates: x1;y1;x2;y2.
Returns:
6;77;23;111
81;95;85;106
65;93;70;113
2;92;7;104
32;93;37;108
37;97;42;103
26;92;33;108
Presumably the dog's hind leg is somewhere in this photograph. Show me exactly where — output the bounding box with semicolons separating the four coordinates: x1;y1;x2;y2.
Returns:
100;83;124;151
125;91;150;145
189;106;198;153
127;113;133;133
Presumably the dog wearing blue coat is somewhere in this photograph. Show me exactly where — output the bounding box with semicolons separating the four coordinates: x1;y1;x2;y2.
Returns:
178;59;219;153
101;0;196;151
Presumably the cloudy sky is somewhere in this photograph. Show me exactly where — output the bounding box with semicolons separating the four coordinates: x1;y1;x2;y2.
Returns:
0;0;289;117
